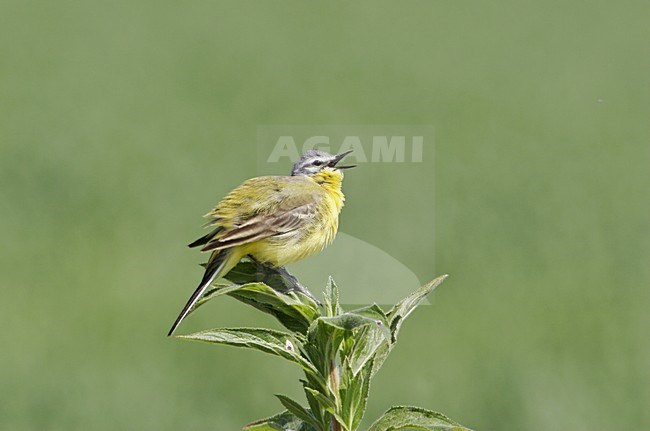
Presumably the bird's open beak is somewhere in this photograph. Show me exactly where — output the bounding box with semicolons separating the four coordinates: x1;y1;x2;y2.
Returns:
329;150;356;170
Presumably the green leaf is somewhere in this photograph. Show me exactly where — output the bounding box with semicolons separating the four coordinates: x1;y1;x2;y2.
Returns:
177;327;323;386
347;324;386;375
305;321;345;375
225;259;320;309
337;357;374;431
300;382;324;425
233;283;319;332
191;258;320;332
304;387;335;409
368;406;473;431
219;282;320;333
224;259;292;292
338;362;358;430
323;304;390;375
244;410;319;431
305;304;390;375
353;357;373;429
372;275;448;376
301;387;349;431
318;304;391;341
323;277;342;317
192;282;243;310
387;275;448;342
331;412;349;431
275;395;323;431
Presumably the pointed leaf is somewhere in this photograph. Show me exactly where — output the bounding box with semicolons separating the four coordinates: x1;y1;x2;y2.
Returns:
368;406;473;431
192;282;243;310
177;327;322;385
244;410;318;431
387;275;448;342
301;382;324;425
338;360;359;430
225;259;321;308
319;304;390;341
305;320;346;374
323;277;342;317
301;387;348;431
321;304;390;375
347;324;386;375
303;387;336;412
337;356;374;431
352;357;373;430
196;281;318;333
332;412;349;431
224;259;296;293
232;283;320;333
372;276;448;375
190;258;320;332
275;395;323;431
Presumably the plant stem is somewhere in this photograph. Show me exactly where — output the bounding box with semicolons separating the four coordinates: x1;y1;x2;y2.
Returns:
328;358;342;431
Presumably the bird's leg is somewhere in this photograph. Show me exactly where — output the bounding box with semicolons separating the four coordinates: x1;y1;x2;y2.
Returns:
244;256;321;305
243;256;277;284
275;266;321;305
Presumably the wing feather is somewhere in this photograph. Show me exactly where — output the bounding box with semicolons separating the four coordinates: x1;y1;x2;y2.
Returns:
199;201;319;252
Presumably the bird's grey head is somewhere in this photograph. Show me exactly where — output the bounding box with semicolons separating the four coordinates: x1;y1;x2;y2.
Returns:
291;150;355;176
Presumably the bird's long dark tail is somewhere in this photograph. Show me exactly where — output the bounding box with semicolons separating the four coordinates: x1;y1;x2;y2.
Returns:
167;249;234;336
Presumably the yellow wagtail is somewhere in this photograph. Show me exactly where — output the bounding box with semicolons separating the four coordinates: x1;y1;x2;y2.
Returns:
168;150;355;335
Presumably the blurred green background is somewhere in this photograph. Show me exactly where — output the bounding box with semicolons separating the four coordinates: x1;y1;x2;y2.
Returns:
2;1;649;430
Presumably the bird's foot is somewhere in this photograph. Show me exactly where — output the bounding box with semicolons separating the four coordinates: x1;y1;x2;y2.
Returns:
239;257;322;306
275;267;322;306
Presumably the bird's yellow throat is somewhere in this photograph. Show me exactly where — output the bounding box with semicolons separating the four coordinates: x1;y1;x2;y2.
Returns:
311;168;345;211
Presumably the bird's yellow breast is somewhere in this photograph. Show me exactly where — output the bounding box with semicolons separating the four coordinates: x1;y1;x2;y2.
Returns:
242;169;345;266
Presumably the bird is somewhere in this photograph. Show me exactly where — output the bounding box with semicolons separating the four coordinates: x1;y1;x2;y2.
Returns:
167;149;355;336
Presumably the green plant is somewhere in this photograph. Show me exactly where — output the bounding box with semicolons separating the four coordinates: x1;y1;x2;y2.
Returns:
176;259;473;431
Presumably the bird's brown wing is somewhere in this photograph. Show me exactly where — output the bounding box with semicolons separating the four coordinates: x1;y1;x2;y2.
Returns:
198;201;318;252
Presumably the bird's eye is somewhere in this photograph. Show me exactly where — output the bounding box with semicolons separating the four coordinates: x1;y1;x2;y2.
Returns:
313;160;324;166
